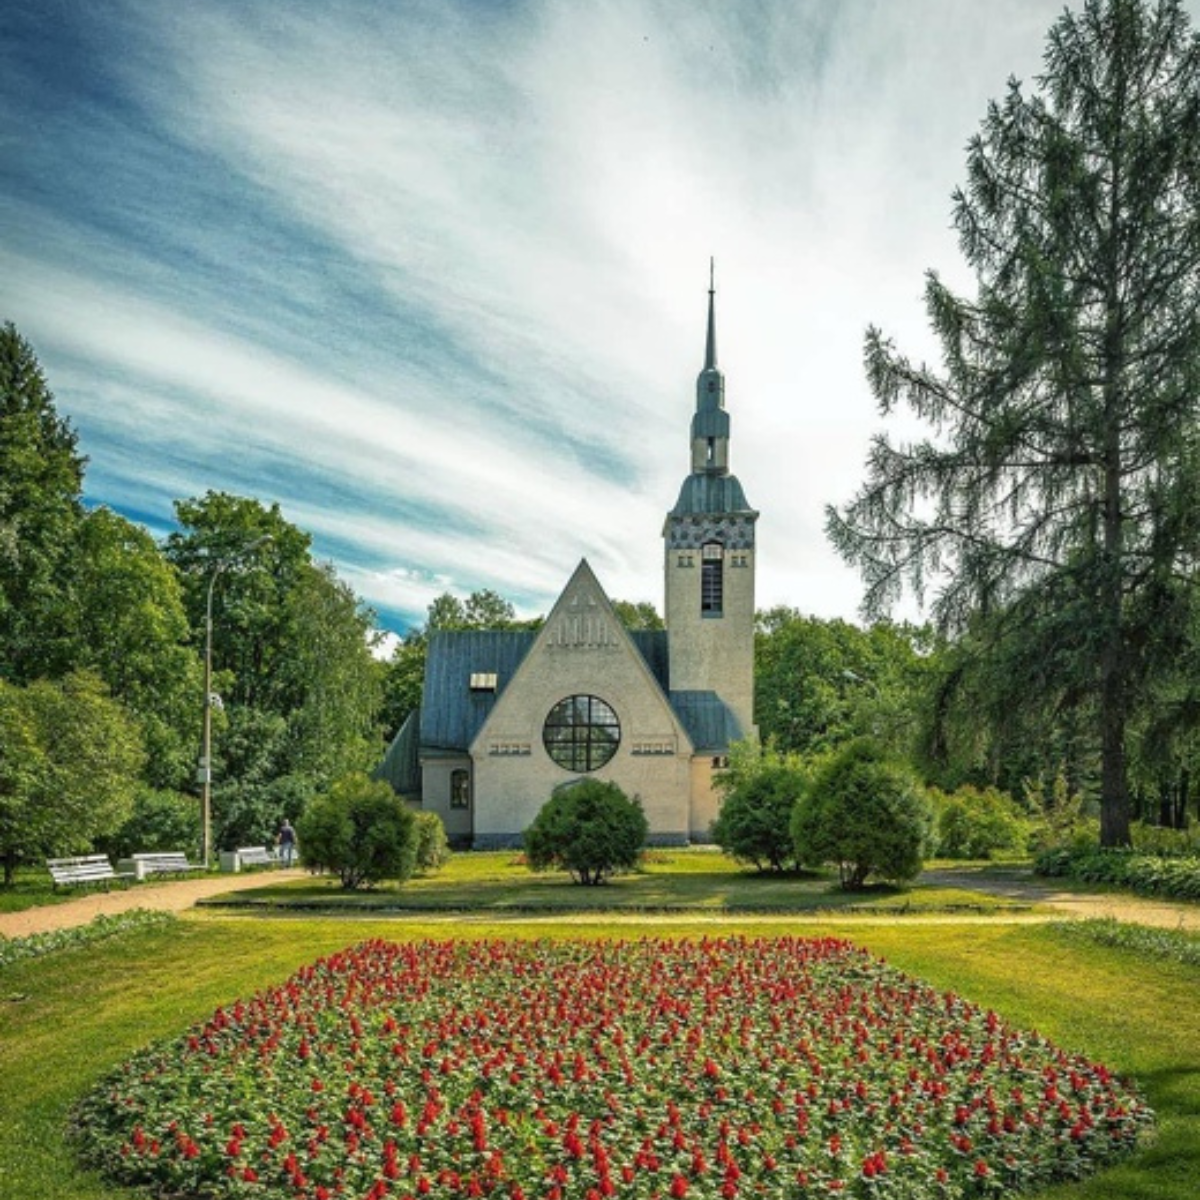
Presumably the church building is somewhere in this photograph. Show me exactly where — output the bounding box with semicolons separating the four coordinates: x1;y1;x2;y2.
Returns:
379;277;758;846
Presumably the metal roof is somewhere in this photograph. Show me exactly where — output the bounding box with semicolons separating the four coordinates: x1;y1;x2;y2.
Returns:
419;629;536;751
373;708;422;796
409;628;740;758
668;690;744;751
670;473;755;517
629;629;670;690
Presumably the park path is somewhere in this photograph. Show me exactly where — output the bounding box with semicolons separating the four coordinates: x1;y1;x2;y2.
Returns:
919;864;1200;931
0;868;309;939
2;863;1198;939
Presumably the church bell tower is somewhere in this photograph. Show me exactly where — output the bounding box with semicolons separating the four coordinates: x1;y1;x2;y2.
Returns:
663;264;758;735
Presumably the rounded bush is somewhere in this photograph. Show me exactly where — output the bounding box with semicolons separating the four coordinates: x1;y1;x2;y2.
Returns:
413;810;450;872
296;772;417;890
928;785;1028;859
524;779;647;885
791;740;930;888
712;759;808;872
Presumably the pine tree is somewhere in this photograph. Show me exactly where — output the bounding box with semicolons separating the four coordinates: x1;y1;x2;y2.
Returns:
827;0;1200;847
0;324;85;682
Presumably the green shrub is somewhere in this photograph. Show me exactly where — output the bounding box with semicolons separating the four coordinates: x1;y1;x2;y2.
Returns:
1131;822;1200;856
712;748;809;872
1034;844;1200;900
791;740;930;889
98;788;200;860
928;785;1028;859
296;773;417;890
524;779;647;885
413;811;450;873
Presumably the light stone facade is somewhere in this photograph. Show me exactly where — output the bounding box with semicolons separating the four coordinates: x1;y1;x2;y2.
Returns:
380;274;758;846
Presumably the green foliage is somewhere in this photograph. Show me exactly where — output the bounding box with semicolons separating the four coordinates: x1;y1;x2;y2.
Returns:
98;788;200;861
826;0;1200;849
0;323;85;683
1035;844;1200;900
0;671;144;884
380;587;532;740
1130;822;1200;856
927;785;1029;859
215;774;315;853
413;811;450;873
792;740;931;889
297;772;417;890
380;633;427;742
754;609;931;760
72;507;202;790
711;739;808;871
167;493;383;800
524;779;648;885
611;599;664;630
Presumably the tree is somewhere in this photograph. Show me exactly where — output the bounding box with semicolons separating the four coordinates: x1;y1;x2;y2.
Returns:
711;739;808;871
755;609;931;759
524;779;648;885
611;599;664;630
828;0;1200;848
73;507;202;790
0;672;144;884
296;772;418;889
380;587;529;740
166;493;383;804
0;323;85;683
277;562;382;782
791;740;930;889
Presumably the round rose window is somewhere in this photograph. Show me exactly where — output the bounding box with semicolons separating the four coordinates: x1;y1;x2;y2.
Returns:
542;694;620;772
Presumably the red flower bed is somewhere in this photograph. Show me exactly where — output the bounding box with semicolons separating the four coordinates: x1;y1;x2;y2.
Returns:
76;937;1151;1198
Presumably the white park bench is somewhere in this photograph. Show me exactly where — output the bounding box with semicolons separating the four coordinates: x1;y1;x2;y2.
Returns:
237;845;278;869
127;851;201;880
47;855;133;889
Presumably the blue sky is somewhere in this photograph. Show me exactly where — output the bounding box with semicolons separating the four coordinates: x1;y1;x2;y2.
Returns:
2;0;1164;638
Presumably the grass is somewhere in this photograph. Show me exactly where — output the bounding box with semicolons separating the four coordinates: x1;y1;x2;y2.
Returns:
2;911;1198;1199
197;848;1034;914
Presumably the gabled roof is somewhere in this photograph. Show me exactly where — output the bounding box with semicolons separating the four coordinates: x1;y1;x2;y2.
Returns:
420;629;536;751
629;629;669;690
412;571;742;759
373;707;423;795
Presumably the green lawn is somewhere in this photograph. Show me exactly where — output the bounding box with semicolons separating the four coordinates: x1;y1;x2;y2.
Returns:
1;911;1197;1199
198;848;1033;914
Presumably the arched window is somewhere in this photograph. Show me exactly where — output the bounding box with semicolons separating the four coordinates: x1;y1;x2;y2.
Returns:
450;768;470;809
701;541;724;615
542;695;621;772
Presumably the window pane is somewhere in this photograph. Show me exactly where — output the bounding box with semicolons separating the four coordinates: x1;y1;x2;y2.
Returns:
542;694;620;771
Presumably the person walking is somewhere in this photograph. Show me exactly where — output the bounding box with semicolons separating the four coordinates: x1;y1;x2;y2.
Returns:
277;819;297;868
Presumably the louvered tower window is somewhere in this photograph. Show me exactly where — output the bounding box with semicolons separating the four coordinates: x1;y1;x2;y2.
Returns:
701;541;724;615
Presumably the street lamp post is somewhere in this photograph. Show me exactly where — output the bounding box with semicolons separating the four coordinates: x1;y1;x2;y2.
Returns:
199;536;272;869
199;561;226;869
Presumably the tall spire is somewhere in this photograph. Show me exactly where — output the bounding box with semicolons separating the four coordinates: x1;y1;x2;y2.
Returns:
705;257;717;370
691;260;729;473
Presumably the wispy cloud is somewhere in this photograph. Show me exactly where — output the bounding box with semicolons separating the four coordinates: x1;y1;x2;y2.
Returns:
0;0;1136;630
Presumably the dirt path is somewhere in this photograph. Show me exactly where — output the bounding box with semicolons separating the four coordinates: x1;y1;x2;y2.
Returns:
3;864;1198;939
0;869;309;939
921;864;1200;931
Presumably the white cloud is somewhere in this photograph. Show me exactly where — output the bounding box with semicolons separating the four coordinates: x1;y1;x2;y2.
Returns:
5;0;1170;629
